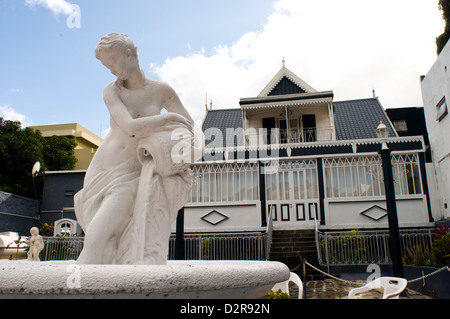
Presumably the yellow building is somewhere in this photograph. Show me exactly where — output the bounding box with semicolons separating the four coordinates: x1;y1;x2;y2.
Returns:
30;123;103;170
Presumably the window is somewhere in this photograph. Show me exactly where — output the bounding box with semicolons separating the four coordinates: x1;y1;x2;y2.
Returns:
302;114;316;142
278;115;317;143
391;154;422;195
324;156;384;198
436;97;448;121
265;160;318;201
393;120;408;133
60;222;72;235
324;154;422;199
190;163;259;203
278;119;289;144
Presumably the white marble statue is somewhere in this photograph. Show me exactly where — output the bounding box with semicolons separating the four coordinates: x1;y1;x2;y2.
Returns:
74;33;203;265
27;227;44;262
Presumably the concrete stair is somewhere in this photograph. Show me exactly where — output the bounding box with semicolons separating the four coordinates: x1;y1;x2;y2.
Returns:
269;229;326;280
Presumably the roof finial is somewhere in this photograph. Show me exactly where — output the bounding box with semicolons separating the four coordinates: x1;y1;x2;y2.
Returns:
282;57;286;68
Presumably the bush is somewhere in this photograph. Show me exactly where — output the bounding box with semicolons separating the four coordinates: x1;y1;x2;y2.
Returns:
402;243;434;267
321;229;368;264
268;289;290;299
402;230;450;267
432;232;450;267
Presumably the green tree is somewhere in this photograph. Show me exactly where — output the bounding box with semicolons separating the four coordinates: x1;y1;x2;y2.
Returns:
0;118;77;198
0;118;45;197
43;135;77;171
437;0;450;54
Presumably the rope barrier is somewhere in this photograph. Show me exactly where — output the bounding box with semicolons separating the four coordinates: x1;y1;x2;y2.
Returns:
291;259;450;286
407;265;450;284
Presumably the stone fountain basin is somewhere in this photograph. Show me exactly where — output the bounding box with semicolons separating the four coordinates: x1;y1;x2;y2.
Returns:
0;260;290;299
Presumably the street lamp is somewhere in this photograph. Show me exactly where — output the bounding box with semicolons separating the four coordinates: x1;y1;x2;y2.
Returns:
376;122;390;150
376;122;404;278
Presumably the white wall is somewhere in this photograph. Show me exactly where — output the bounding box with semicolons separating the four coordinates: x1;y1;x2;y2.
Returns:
246;104;332;142
324;196;431;230
175;202;263;233
421;41;450;220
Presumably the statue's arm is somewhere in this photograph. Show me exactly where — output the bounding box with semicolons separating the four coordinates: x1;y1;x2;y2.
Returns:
163;83;205;155
103;83;187;138
163;83;194;124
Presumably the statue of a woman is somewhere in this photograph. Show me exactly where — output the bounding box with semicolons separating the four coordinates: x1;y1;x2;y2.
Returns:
27;227;44;262
74;33;203;265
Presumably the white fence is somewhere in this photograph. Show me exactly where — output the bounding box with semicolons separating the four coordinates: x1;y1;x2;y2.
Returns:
168;232;269;261
41;236;84;261
316;228;436;266
40;232;270;262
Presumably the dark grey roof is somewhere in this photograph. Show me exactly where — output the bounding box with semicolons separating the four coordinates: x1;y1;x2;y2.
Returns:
201;98;397;148
202;109;244;148
334;98;396;140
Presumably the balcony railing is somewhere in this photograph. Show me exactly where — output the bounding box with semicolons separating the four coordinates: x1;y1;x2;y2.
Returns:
245;127;334;146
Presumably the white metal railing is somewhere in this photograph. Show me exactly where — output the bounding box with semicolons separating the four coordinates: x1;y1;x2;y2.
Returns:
245;127;334;146
41;231;270;262
316;228;436;266
168;232;269;261
40;236;84;261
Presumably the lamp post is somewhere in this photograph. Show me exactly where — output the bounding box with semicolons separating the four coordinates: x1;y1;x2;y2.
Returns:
376;122;404;278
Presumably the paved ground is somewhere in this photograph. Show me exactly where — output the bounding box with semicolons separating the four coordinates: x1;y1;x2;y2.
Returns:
288;279;431;299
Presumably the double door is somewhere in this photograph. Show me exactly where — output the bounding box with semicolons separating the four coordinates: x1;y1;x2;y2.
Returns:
265;160;320;229
268;201;318;229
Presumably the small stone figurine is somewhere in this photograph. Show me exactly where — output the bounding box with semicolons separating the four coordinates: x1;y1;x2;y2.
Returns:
27;227;44;262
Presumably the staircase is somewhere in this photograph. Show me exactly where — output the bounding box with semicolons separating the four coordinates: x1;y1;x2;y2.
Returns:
269;229;325;280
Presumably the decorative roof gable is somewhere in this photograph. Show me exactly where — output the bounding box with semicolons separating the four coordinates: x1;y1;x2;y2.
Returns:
268;77;308;95
258;62;317;97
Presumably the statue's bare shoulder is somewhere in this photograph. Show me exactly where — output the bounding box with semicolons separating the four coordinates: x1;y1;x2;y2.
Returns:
102;81;120;102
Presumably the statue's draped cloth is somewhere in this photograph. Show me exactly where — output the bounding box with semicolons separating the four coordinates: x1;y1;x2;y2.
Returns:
75;122;201;264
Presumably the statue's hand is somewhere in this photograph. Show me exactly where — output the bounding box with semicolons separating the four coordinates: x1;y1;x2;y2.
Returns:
162;113;193;132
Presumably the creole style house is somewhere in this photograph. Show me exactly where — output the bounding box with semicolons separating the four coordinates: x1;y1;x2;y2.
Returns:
182;64;434;234
33;64;436;248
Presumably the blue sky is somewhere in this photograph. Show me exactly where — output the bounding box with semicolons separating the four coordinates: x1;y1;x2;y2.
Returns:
0;0;273;135
0;0;445;138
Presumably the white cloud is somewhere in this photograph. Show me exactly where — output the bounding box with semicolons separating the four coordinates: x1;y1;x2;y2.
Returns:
25;0;76;16
151;0;445;125
0;105;33;127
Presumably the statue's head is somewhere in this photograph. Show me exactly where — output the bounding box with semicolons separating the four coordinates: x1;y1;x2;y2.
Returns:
30;227;39;236
95;33;139;80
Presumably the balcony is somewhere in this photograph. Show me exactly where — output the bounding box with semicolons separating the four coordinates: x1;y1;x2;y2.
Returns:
244;127;335;147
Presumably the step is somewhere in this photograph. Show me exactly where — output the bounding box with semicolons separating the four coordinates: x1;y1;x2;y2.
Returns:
272;231;316;238
269;229;321;278
271;241;316;250
271;246;317;252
